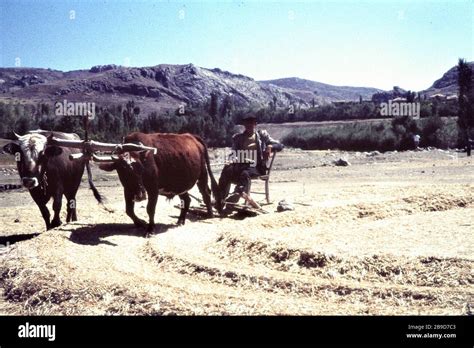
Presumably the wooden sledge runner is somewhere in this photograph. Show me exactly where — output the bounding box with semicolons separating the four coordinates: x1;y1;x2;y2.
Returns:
178;191;269;218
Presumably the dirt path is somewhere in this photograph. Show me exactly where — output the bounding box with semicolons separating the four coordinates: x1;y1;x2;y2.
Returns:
0;149;473;315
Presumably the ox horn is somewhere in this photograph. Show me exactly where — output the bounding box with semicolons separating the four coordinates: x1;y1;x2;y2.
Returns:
69;153;85;161
13;131;21;139
117;143;157;154
48;137;115;152
48;137;157;155
48;137;84;148
91;154;120;162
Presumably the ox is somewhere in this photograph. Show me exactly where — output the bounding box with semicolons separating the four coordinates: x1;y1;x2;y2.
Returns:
2;130;103;229
94;132;221;233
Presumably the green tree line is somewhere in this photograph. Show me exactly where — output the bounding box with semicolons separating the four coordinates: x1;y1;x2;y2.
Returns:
0;94;237;147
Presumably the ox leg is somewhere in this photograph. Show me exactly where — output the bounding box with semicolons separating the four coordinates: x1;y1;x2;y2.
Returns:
64;193;77;223
197;173;213;218
177;193;191;225
65;200;72;223
145;189;159;234
125;191;147;228
30;190;51;230
50;189;63;228
71;199;78;221
39;204;52;230
65;177;81;222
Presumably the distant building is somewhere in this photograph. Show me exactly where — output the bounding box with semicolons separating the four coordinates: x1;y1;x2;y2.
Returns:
333;100;350;105
392;97;407;102
429;93;446;100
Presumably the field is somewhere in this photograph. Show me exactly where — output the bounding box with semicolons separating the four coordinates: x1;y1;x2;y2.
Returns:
0;147;473;315
259;119;389;140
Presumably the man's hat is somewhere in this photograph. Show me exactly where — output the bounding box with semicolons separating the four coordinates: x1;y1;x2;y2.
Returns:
240;113;257;122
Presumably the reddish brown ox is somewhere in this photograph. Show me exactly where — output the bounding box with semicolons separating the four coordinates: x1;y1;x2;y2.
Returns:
97;132;220;233
2;130;103;230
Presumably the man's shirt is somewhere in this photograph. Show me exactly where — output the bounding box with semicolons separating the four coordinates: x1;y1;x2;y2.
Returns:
231;129;283;171
241;133;257;151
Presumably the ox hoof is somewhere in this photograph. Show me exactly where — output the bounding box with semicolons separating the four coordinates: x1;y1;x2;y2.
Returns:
50;219;62;229
214;202;224;215
134;219;147;228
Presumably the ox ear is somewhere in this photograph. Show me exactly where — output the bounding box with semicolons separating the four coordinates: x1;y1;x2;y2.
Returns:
98;163;116;172
2;142;21;155
44;145;63;157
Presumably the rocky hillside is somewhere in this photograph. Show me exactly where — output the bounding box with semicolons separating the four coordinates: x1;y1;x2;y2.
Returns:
1;62;470;116
0;64;307;115
0;64;383;116
420;61;474;97
259;77;383;103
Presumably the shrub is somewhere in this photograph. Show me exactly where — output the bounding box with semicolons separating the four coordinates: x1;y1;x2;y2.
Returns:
283;117;459;151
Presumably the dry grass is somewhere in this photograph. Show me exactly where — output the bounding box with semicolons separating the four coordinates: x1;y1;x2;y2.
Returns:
0;149;473;315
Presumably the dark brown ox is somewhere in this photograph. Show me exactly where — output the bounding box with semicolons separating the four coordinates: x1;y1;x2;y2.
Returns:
97;132;220;233
2;130;103;229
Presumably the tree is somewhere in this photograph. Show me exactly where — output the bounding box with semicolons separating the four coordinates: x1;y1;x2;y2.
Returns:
15;116;31;135
40;103;50;116
457;58;474;152
38;116;56;131
209;91;219;118
56;115;80;133
123;100;140;130
113;116;124;139
219;94;234;117
406;90;416;103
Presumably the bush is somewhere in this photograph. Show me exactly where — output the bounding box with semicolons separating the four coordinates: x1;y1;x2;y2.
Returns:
138;106;235;147
283;116;459;151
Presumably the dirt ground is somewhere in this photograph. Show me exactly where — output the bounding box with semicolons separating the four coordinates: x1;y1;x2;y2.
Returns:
0;147;472;315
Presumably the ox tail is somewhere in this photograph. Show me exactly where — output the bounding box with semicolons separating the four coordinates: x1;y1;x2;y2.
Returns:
85;161;114;213
193;135;222;212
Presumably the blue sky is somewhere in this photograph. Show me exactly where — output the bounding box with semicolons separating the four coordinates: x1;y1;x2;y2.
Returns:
1;0;472;90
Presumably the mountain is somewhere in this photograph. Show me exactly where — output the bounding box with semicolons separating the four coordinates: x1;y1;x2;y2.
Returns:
420;61;474;97
1;62;468;116
259;77;383;103
0;64;306;115
0;64;384;115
